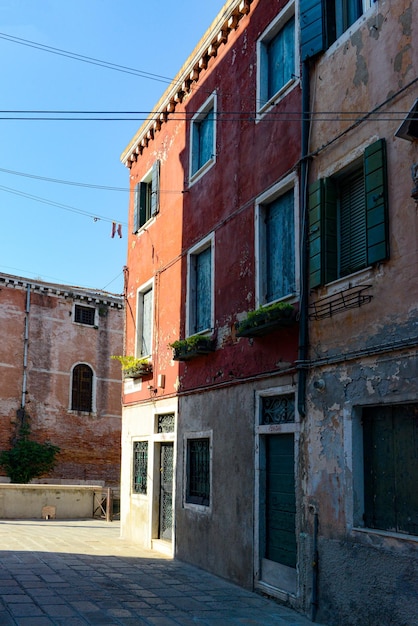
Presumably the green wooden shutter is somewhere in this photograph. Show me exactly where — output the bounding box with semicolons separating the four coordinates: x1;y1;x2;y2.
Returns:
308;178;337;287
308;179;324;288
364;138;389;266
323;177;338;283
300;0;326;60
133;183;140;233
151;160;160;216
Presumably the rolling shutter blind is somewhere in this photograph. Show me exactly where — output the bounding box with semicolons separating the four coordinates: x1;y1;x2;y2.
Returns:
339;170;366;277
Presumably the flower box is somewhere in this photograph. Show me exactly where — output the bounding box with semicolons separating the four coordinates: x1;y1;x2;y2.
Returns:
111;355;153;378
236;303;296;338
170;336;216;361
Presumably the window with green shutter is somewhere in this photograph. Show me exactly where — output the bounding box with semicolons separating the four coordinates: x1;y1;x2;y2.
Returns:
308;139;389;288
133;160;160;233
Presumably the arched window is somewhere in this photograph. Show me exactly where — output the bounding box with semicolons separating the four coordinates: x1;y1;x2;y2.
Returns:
71;364;93;412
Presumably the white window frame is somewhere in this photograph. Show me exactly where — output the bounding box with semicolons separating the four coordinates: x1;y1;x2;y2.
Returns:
136;278;154;359
186;233;215;337
256;0;299;119
189;91;217;186
183;430;213;514
255;172;299;308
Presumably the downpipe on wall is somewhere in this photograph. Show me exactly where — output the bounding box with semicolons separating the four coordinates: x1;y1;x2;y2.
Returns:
298;58;321;621
21;283;31;409
297;59;311;420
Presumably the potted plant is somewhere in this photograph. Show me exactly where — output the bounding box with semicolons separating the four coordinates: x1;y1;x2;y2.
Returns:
236;301;296;338
169;334;216;361
111;355;153;378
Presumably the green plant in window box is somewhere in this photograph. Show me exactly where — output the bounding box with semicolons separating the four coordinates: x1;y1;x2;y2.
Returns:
169;334;216;361
111;355;153;378
236;301;296;338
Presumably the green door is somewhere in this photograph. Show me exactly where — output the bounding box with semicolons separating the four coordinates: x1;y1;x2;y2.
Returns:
266;434;296;568
159;443;173;541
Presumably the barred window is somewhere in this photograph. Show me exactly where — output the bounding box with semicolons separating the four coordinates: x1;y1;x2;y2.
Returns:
74;305;95;326
133;441;148;495
71;364;93;412
186;438;210;506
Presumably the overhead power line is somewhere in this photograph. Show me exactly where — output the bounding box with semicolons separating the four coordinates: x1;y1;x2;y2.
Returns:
0;32;176;85
0;184;127;225
0;166;129;191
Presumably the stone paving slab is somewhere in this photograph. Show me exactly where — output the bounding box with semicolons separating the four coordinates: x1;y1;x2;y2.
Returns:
0;520;324;625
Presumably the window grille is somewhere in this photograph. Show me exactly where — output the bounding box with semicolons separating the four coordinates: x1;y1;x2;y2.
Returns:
262;395;295;425
158;414;175;433
74;305;95;326
133;441;148;495
186;438;210;506
71;364;93;412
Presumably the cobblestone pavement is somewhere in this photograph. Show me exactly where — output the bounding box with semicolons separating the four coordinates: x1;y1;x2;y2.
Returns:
0;519;323;625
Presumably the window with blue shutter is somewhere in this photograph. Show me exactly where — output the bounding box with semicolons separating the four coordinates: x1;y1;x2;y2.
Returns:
308;139;389;288
188;237;214;336
190;93;216;182
133;160;160;233
137;286;153;357
258;7;295;113
264;189;296;302
300;0;372;60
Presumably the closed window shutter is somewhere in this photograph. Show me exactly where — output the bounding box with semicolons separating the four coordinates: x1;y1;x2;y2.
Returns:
308;178;338;287
364;138;389;266
72;364;93;412
139;181;148;227
199;111;214;170
300;0;326;61
151;160;160;216
141;289;153;356
195;247;212;333
339;170;366;277
133;184;140;233
267;17;295;100
308;179;324;288
265;189;295;301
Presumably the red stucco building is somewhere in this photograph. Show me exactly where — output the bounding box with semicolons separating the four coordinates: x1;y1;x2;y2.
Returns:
120;0;303;606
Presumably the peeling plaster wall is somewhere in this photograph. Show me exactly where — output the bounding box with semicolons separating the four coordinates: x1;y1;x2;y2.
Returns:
303;1;418;623
303;354;418;626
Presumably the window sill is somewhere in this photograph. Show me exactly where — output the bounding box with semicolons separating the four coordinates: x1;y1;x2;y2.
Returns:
352;526;418;544
188;158;215;187
256;78;297;122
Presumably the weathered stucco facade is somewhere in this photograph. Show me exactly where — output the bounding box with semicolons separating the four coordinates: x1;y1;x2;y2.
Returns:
120;0;418;624
120;0;303;607
300;0;418;624
0;273;123;487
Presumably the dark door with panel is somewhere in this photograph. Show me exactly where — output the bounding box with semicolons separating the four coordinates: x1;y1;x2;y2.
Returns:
265;433;296;568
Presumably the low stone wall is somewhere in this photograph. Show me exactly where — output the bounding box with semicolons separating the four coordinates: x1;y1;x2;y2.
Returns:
0;484;104;519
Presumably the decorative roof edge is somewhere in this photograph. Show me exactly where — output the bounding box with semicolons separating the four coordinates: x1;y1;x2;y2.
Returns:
0;272;123;307
120;0;253;168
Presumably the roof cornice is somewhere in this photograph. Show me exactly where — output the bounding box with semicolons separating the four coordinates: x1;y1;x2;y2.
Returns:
120;0;254;168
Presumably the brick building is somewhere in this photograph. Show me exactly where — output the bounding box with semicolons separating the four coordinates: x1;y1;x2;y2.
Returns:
0;273;123;487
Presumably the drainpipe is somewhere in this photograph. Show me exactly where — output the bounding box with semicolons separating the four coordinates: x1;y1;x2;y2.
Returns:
21;283;31;409
310;505;319;622
297;58;311;418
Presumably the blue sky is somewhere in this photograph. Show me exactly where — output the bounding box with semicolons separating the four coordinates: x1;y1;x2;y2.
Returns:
0;1;226;294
